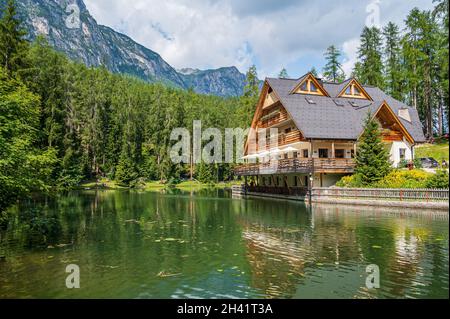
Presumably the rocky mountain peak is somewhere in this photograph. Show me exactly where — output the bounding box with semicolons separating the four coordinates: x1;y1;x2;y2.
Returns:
5;0;248;97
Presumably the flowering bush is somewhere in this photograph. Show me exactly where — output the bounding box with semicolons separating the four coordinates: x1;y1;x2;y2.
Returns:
336;169;448;189
373;170;431;189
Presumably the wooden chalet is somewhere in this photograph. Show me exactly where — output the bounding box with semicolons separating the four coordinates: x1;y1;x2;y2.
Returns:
235;73;426;194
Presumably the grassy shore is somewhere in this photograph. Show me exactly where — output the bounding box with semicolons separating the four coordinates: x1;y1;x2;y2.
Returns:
80;178;241;191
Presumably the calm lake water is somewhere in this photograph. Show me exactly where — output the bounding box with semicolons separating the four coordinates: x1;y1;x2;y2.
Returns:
0;189;448;299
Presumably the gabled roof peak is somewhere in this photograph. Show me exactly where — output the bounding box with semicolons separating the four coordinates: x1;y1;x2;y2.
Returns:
289;72;330;97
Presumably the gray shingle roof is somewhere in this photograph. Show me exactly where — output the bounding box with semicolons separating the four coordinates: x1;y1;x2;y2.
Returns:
266;77;426;143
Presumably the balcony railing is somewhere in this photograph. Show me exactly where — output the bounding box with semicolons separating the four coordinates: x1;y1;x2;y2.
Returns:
255;130;304;151
313;158;356;173
382;130;403;142
234;158;356;176
258;109;289;128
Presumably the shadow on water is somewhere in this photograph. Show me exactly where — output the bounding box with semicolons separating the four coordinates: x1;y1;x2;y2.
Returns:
0;189;448;299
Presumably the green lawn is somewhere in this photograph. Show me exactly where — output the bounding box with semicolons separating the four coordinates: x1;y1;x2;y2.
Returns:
80;178;127;190
415;141;449;162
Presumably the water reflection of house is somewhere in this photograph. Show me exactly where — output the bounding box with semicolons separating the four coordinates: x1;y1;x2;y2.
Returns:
241;217;361;298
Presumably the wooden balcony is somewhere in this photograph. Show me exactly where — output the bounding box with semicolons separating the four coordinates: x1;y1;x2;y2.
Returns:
234;158;355;176
313;158;356;173
381;130;403;142
255;130;304;151
258;108;289;128
280;131;303;146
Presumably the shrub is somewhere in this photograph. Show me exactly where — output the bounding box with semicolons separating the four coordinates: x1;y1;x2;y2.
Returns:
425;170;449;189
167;177;181;187
413;158;423;169
337;170;440;189
336;174;364;188
373;170;431;189
398;160;409;169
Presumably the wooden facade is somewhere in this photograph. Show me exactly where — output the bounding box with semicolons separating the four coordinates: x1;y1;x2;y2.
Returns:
236;74;419;191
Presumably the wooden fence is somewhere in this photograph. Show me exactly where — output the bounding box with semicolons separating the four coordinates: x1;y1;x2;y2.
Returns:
311;187;449;202
232;185;449;202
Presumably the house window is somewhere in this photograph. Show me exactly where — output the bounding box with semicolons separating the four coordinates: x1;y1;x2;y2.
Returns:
345;86;352;95
335;149;345;159
319;149;329;159
399;148;407;161
300;81;308;91
294;176;298;187
293;151;298;158
341;81;370;99
296;76;324;95
303;149;309;158
284;153;289;160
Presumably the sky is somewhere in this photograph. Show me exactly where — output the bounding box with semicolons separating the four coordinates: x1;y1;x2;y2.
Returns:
84;0;435;79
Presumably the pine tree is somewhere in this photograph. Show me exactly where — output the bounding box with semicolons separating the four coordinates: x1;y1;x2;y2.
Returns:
355;113;392;186
278;68;289;79
196;162;216;184
354;27;384;88
115;135;139;186
433;0;449;134
0;0;27;74
402;9;440;138
243;65;259;99
383;22;403;100
238;65;260;127
310;67;318;77
322;45;345;82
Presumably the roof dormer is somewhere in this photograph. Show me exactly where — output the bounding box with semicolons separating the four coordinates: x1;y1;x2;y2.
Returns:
338;79;372;101
290;73;330;97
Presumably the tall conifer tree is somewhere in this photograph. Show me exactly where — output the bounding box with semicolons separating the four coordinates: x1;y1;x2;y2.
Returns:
0;0;27;74
355;113;391;186
354;27;384;88
322;45;345;82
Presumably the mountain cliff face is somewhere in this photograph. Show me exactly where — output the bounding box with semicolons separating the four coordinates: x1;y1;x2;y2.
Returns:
179;67;246;96
9;0;247;96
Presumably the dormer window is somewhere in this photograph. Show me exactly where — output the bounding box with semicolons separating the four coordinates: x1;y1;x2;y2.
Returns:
345;84;361;97
300;81;308;91
291;73;329;96
345;86;351;95
339;79;372;100
296;79;324;95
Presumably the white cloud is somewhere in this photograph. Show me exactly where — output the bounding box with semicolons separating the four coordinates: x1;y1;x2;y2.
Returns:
342;38;360;77
84;0;435;78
